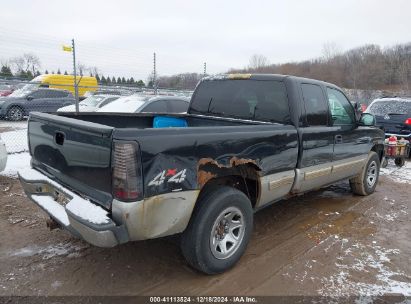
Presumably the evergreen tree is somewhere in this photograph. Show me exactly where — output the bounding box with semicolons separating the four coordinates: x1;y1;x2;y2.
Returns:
106;76;111;84
64;70;68;75
95;74;100;83
122;77;126;84
136;80;145;87
26;70;34;80
35;70;41;77
117;77;122;84
0;66;13;77
57;69;61;74
111;76;116;83
101;76;106;84
51;71;55;74
19;70;27;79
45;70;49;74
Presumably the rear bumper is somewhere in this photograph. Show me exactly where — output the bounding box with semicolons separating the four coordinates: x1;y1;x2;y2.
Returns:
385;133;411;138
18;168;129;247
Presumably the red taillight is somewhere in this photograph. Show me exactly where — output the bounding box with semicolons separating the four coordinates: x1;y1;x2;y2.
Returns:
112;141;143;201
405;118;411;125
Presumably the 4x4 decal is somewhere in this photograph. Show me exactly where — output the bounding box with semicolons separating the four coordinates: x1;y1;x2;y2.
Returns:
148;169;187;186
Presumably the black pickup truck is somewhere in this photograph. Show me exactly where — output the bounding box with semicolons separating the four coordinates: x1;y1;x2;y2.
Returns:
19;74;384;274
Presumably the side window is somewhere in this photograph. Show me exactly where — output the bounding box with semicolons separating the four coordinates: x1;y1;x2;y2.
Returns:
141;100;167;112
301;83;328;126
29;90;47;99
168;100;189;113
326;88;355;125
55;91;68;98
51;91;67;98
42;90;62;98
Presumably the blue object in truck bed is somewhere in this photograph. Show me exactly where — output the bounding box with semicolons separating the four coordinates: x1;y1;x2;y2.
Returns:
153;116;188;128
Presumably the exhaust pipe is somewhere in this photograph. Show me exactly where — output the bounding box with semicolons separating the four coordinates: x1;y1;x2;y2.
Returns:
46;218;61;230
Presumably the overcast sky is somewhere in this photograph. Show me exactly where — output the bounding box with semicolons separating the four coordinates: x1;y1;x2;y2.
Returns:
0;0;410;80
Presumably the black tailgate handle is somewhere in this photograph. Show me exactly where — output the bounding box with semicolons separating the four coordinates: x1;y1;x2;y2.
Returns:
55;131;65;146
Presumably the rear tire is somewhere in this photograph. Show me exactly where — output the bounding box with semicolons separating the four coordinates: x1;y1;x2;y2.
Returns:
181;186;253;274
350;151;380;196
7;106;24;121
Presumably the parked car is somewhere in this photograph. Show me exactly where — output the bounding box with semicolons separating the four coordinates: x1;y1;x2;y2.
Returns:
0;84;14;97
0;135;7;172
365;97;411;140
0;88;75;120
57;94;120;112
19;74;383;274
97;95;190;113
83;89;135;97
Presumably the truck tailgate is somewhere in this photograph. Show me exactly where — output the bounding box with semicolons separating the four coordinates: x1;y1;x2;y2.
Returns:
28;112;114;208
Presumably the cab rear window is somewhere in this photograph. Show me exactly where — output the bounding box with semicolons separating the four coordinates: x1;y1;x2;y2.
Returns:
189;80;290;124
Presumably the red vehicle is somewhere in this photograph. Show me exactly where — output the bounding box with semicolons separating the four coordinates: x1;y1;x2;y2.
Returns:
0;84;13;97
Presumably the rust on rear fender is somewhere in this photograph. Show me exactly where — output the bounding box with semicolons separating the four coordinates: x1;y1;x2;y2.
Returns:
197;157;261;189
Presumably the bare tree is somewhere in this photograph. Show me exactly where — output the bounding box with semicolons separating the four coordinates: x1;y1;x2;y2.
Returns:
10;53;41;75
322;42;342;62
88;66;100;77
77;62;88;76
399;60;410;91
248;54;269;71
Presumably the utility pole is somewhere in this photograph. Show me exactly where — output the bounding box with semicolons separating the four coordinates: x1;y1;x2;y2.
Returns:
72;39;79;113
203;62;207;77
153;52;157;95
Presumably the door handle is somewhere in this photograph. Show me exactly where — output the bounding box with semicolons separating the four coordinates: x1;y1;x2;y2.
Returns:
55;131;65;146
335;135;343;144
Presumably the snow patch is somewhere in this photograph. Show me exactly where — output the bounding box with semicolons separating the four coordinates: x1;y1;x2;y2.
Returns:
19;168;111;225
11;243;87;259
1;129;28;153
66;198;110;225
318;242;411;297
0;152;31;178
380;161;411;184
51;281;62;289
31;195;70;226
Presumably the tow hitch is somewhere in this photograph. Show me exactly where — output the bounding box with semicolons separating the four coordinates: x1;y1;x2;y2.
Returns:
46;218;61;230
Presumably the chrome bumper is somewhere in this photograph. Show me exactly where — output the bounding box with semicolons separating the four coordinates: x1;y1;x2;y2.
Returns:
385;133;411;138
18;168;128;247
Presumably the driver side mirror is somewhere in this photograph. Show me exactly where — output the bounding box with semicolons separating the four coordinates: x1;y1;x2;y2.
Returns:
26;95;34;101
358;113;375;126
